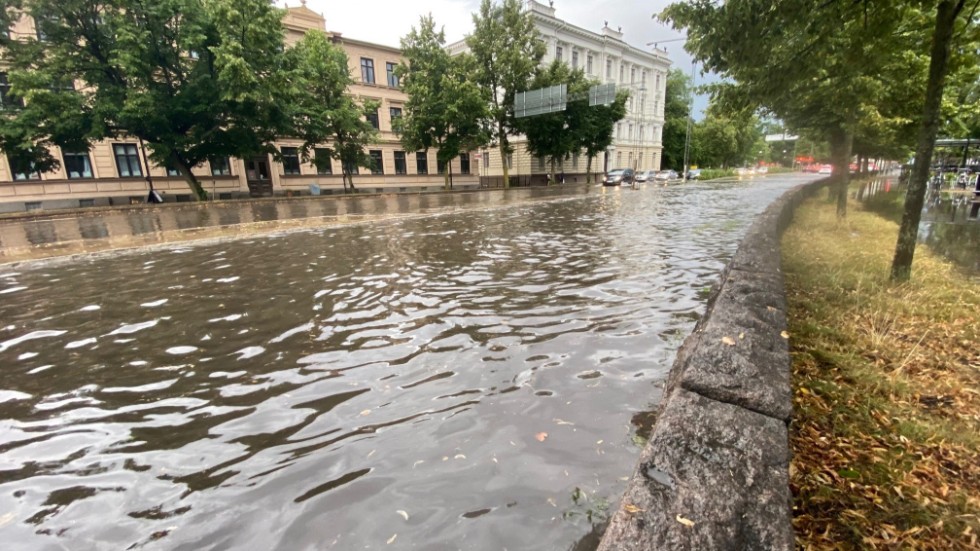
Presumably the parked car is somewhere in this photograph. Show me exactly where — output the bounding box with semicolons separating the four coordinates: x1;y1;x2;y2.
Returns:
654;170;678;181
756;166;768;174
603;168;635;186
818;165;832;175
686;168;702;180
735;167;755;176
636;169;658;182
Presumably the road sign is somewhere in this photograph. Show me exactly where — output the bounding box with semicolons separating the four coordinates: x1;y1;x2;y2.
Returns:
514;84;567;118
588;83;616;106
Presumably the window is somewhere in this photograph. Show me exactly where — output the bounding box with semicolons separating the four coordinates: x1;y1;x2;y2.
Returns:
369;150;383;174
389;106;402;123
7;154;41;181
209;156;231;176
314;148;332;174
63;150;93;179
165;161;181;177
437;158;447;174
386;62;399;88
343;158;359;175
572;51;578;69
606;59;612;79
393;151;407;175
640;98;645;115
416;151;428;174
619;63;624;82
631;67;636;83
366;109;379;130
506;154;513;169
536;156;545;172
587;54;593;75
482;151;489;171
642;70;647;85
628;124;633;139
281;146;301;175
35;14;58;42
459;154;470;175
0;72;23;109
555;46;562;62
113;143;143;177
360;58;375;84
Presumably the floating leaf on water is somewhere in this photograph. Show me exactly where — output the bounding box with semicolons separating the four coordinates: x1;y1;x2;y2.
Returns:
721;336;737;346
554;418;575;426
396;510;409;521
360;409;372;416
780;331;790;339
535;432;548;442
387;534;397;544
676;514;695;527
454;454;466;460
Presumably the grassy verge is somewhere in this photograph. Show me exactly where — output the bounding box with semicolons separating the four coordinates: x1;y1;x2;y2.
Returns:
781;186;980;550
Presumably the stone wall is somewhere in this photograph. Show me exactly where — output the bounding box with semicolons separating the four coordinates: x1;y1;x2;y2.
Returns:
597;180;827;550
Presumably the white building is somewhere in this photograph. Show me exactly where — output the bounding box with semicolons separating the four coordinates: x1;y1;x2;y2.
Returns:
450;0;671;184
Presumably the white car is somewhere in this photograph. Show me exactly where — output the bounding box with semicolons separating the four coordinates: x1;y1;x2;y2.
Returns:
636;169;658;182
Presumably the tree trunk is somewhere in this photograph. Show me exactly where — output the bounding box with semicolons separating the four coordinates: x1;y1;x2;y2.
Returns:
586;154;594;184
891;0;965;282
171;151;208;201
549;157;556;185
499;126;510;189
829;128;853;219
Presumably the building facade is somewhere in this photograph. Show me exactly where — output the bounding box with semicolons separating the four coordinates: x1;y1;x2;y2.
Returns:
0;3;478;213
450;0;671;183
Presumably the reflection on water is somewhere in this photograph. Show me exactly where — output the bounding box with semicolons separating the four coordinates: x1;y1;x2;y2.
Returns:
0;177;808;550
858;175;980;273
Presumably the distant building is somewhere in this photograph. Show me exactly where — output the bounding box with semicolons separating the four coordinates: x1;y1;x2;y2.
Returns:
0;3;477;213
449;0;671;184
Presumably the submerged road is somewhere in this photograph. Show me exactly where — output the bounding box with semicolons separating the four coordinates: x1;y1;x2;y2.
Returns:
0;174;817;550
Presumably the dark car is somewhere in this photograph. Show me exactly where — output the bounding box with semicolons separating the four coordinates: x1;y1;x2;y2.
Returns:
603;168;635;186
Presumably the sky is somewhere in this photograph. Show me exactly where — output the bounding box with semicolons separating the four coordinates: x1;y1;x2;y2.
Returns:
278;0;711;117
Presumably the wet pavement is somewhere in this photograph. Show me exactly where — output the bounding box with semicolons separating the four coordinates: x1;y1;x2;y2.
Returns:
0;175;815;550
0;188;591;264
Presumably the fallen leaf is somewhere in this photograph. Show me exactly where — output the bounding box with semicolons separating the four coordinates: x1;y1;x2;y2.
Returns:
387;534;397;544
780;331;790;339
454;454;466;460
676;514;695;527
624;503;644;514
360;409;372;416
535;432;548;442
739;332;745;340
396;510;409;520
722;336;737;346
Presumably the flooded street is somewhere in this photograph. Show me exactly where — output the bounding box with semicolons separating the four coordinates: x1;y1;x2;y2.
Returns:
0;176;811;550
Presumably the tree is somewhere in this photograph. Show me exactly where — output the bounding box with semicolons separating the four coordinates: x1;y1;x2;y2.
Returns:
397;14;489;190
693;106;762;168
661;68;693;171
891;0;976;281
466;0;545;188
662;0;921;218
517;61;592;184
579;89;628;182
286;30;378;193
1;0;291;201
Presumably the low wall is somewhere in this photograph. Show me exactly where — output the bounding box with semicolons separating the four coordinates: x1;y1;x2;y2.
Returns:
598;179;828;550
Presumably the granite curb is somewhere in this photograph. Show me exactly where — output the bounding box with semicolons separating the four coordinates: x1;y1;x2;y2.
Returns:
598;178;830;550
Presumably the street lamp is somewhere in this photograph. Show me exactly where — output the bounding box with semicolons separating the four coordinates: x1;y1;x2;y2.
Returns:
682;60;696;181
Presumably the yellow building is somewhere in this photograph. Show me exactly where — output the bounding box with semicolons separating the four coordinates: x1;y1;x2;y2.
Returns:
0;4;479;213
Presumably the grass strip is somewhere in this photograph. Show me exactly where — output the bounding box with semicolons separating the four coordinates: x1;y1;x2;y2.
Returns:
782;185;980;550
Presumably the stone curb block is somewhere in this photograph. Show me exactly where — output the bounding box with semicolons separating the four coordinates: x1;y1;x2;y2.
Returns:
598;179;829;550
596;389;792;551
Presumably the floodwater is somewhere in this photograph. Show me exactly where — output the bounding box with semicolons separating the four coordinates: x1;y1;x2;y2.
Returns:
858;176;980;274
0;175;811;550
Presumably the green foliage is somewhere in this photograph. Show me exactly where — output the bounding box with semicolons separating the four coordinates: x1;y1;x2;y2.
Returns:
397;14;489;189
516;61;595;183
286;31;378;193
1;0;291;200
661;68;692;171
467;0;544;186
578;89;628;181
692;108;763;168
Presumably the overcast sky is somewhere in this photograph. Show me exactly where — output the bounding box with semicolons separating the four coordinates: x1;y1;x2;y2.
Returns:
279;0;710;117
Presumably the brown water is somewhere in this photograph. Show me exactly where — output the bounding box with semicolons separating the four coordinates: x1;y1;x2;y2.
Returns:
0;175;813;550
